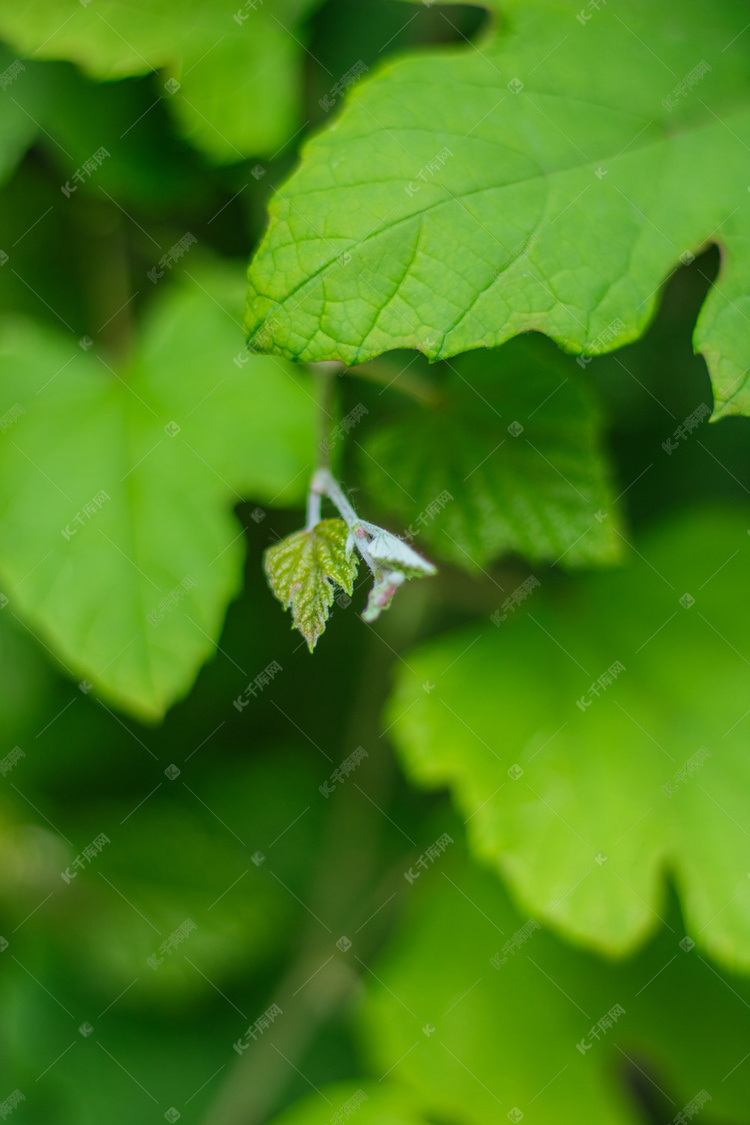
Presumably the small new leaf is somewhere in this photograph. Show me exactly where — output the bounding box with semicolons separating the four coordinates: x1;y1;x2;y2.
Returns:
362;569;406;623
361;523;437;579
264;519;358;651
356;522;437;624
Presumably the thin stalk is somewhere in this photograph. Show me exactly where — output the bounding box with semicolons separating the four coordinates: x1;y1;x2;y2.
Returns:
344;359;441;407
310;468;378;576
314;361;340;473
305;487;321;531
311;469;359;529
307;366;343;531
306;365;380;575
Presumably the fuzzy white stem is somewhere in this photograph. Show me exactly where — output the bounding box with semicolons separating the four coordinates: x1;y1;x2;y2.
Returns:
305;487;321;531
310;468;378;576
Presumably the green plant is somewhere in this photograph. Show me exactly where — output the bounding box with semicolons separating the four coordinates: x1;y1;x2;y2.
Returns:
1;2;749;1123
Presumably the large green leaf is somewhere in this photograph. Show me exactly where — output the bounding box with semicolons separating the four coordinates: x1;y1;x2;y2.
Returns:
364;858;750;1123
259;854;750;1125
386;508;750;970
360;336;621;570
0;48;49;186
0;266;315;720
0;0;320;161
245;0;750;416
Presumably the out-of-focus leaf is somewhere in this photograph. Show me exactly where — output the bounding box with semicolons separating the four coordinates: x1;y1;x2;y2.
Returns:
386;507;750;969
364;856;750;1124
0;47;46;186
361;336;621;570
0;0;322;161
0;265;315;720
31;61;213;210
258;853;750;1125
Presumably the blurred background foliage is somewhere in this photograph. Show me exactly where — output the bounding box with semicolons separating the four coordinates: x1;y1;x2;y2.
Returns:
0;2;749;1124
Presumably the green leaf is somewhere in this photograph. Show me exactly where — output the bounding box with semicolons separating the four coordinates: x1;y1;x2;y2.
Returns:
362;856;750;1124
352;519;437;621
0;0;320;161
361;336;622;570
30;60;214;211
0;265;316;720
244;0;750;416
260;853;750;1125
385;507;750;970
0;49;48;186
264;518;358;651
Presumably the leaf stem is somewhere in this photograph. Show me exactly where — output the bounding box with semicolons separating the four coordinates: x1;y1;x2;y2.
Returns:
310;468;378;575
314;361;341;472
344;359;441;406
305;487;321;530
306;364;339;530
307;366;380;573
